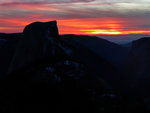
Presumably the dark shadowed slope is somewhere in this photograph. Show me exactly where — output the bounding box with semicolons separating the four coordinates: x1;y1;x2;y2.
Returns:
125;37;150;97
61;37;127;92
0;33;21;76
61;35;130;68
0;33;130;75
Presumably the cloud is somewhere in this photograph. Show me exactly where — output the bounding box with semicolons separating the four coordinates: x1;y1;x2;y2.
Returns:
0;0;150;34
0;0;150;6
90;0;150;3
1;0;150;20
0;0;95;5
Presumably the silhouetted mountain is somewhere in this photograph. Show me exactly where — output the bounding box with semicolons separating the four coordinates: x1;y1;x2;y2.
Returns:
8;21;69;74
0;21;124;113
125;37;150;97
61;35;130;67
0;21;147;112
0;34;129;74
96;34;150;45
0;34;127;92
61;36;128;92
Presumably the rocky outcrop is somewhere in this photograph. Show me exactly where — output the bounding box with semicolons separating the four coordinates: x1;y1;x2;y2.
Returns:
8;21;70;74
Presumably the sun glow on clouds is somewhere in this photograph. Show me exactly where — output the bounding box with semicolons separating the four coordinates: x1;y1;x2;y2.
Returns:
58;18;150;35
0;0;150;35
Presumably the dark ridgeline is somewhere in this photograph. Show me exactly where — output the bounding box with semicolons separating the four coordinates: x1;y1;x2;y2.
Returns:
0;21;148;112
61;35;130;68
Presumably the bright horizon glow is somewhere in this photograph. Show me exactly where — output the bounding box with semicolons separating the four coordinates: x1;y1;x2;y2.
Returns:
0;0;150;35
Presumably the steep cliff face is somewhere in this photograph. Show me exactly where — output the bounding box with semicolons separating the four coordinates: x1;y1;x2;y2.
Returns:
125;37;150;96
8;21;70;74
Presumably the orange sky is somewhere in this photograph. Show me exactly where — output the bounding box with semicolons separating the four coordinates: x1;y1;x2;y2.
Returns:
0;0;150;35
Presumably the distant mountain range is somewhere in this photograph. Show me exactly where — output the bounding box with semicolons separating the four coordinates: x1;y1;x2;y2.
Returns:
94;34;150;45
61;35;130;67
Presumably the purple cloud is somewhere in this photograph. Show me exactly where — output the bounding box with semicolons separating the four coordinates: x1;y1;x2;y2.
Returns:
0;0;95;5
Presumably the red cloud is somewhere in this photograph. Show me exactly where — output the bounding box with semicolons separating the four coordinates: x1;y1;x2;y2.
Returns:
0;0;150;35
0;0;95;6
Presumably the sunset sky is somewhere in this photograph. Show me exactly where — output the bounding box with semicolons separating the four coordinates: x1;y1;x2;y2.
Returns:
0;0;150;35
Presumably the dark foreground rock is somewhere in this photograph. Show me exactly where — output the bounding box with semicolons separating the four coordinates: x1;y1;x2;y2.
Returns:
0;21;147;112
